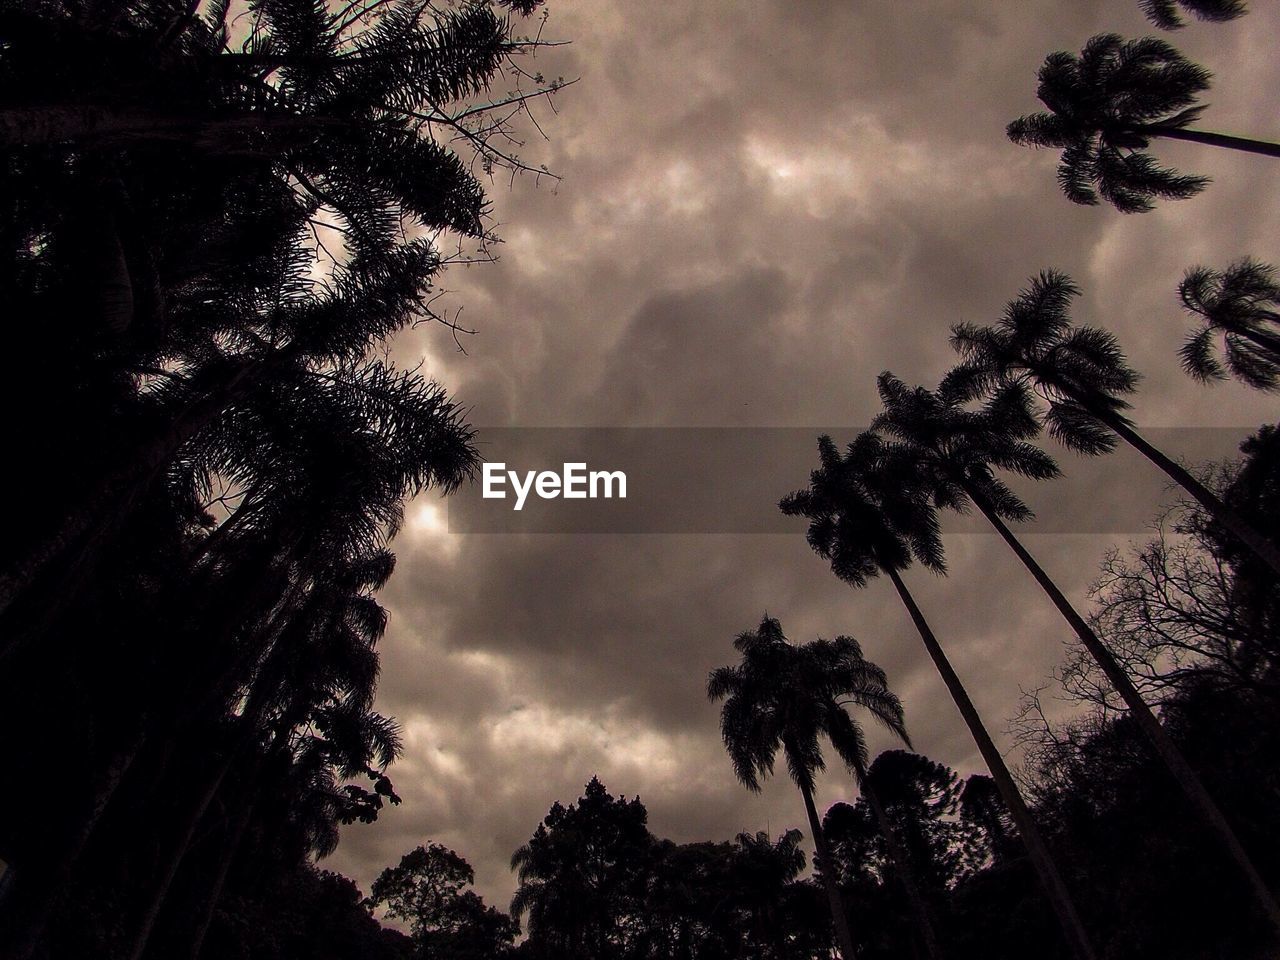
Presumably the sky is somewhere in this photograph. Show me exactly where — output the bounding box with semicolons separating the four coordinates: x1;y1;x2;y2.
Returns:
325;0;1280;914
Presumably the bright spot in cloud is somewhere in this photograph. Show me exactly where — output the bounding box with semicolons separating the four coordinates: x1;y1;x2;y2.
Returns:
406;499;462;560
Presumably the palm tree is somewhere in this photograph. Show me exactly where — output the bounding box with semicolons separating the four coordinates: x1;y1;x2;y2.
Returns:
873;372;1280;938
781;432;1098;960
948;270;1280;578
1178;258;1280;390
1139;0;1247;29
0;238;476;629
1008;34;1279;213
707;615;910;960
732;829;808;960
0;0;556;622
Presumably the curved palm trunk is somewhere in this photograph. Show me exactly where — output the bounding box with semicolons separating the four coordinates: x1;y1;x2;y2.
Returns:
853;760;944;960
798;780;858;960
884;568;1098;960
963;486;1280;937
1093;411;1280;579
1141;124;1280;159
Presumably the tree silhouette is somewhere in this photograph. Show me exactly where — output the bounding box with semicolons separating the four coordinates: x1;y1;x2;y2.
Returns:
369;843;517;959
1068;427;1280;708
1008;34;1279;213
732;830;809;959
874;372;1280;938
708;614;910;960
0;3;564;958
0;0;560;621
780;430;1097;960
510;777;653;959
1178;258;1280;391
1139;0;1247;30
948;270;1280;578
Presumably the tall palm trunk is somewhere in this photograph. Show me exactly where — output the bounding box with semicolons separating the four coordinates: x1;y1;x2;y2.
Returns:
798;779;859;960
853;758;944;960
1087;407;1280;578
884;568;1098;960
123;716;258;960
963;484;1280;937
128;601;313;960
185;768;263;960
1139;124;1280;159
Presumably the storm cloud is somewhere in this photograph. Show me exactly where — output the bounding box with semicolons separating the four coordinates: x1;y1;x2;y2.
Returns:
325;0;1280;913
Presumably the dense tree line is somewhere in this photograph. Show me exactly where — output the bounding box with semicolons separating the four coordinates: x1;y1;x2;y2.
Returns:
349;428;1278;959
0;1;560;957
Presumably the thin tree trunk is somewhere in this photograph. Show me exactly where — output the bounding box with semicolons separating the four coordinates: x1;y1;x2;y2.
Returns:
1097;412;1280;579
128;626;308;960
883;568;1098;960
185;790;257;960
1143;124;1280;159
854;762;944;960
963;486;1280;938
798;780;858;960
123;728;248;960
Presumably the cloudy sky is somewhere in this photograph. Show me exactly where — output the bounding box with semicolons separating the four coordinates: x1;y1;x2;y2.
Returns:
326;0;1280;913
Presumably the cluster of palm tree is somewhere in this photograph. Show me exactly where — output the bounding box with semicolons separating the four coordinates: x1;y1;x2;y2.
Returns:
772;294;1280;954
715;292;1280;958
704;7;1280;959
0;1;563;958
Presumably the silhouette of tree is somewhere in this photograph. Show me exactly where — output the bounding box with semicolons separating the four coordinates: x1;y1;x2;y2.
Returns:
0;0;561;619
957;775;1020;866
1064;429;1280;708
1008;34;1279;213
369;843;517;959
708;614;910;960
0;3;565;958
949;270;1280;582
510;777;654;960
780;430;1096;960
1177;258;1280;391
874;371;1280;938
731;830;809;959
1139;0;1247;29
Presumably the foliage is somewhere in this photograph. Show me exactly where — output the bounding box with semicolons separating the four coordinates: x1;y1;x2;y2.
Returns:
369;844;518;959
1008;34;1212;212
1139;0;1247;30
1178;259;1280;390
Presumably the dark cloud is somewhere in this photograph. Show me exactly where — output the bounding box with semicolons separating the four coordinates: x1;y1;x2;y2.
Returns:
333;0;1280;914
